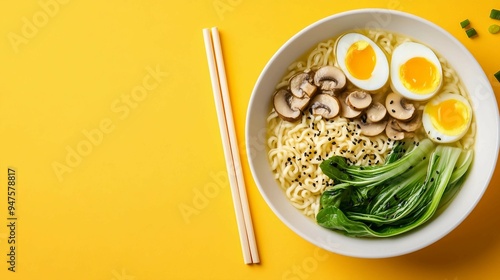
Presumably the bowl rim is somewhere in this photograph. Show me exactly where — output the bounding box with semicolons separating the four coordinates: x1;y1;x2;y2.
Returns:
246;8;500;258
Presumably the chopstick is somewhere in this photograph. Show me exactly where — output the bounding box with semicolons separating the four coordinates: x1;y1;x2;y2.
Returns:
202;27;260;264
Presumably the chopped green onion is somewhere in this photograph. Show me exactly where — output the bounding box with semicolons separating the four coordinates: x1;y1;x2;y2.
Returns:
460;19;470;28
490;9;500;20
489;24;500;34
465;28;478;38
494;71;500;82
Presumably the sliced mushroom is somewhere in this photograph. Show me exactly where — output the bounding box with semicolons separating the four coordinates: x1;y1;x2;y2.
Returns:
339;92;362;119
356;117;387;136
385;119;405;140
309;94;340;119
289;72;317;98
313;66;346;93
396;110;422;132
385;92;415;121
347;90;372;110
365;102;387;122
273;88;301;122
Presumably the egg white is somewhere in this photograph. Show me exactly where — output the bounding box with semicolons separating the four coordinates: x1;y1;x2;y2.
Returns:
390;42;442;101
422;93;472;143
335;33;389;92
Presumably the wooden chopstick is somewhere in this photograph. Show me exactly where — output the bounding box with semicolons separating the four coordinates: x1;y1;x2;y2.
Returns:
202;27;260;264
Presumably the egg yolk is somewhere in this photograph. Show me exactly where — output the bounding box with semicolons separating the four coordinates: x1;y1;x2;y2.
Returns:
425;98;470;135
399;57;440;94
346;41;376;80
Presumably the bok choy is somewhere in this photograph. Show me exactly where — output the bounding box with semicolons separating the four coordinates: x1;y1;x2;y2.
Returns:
316;139;473;237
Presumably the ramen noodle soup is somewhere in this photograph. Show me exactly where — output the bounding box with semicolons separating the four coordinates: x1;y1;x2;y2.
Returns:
266;29;475;221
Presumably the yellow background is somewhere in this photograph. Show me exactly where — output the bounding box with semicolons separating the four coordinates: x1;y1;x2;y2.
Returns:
0;0;499;279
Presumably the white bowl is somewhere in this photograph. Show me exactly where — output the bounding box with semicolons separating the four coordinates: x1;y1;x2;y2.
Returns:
246;9;499;258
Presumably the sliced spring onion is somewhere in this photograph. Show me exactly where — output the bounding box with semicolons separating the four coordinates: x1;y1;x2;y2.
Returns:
494;71;500;82
465;28;478;38
489;24;500;34
460;19;470;28
490;9;500;20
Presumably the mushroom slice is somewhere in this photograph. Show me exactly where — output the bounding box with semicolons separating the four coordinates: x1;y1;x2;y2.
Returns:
347;90;372;110
385;119;405;140
356;117;387;136
366;102;387;122
313;66;346;93
339;92;362;119
385;92;415;121
396;110;422;132
273;88;301;122
310;94;340;119
289;72;317;98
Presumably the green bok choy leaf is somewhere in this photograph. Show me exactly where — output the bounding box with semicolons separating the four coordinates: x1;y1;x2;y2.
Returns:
316;139;473;237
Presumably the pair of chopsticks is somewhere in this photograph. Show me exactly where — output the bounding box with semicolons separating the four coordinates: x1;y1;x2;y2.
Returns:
202;27;260;264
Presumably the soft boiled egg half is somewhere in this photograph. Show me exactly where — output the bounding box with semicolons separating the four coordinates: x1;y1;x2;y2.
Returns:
390;42;442;101
422;93;472;143
335;33;389;92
